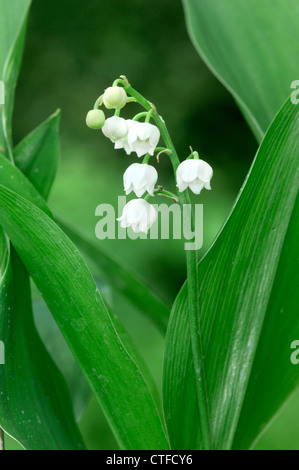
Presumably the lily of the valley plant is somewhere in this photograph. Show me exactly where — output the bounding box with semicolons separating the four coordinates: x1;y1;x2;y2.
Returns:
86;77;213;448
1;0;298;452
87;78;213;236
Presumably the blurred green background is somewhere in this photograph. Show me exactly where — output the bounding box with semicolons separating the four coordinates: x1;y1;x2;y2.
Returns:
4;0;299;450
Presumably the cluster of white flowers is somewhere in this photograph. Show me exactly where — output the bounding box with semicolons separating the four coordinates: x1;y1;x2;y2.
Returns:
119;162;159;233
87;85;213;234
102;116;160;158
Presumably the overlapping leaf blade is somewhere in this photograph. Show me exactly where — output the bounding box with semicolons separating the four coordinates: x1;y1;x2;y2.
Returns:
183;0;299;139
58;218;170;334
13;111;93;421
0;0;87;450
0;0;31;159
164;0;299;450
0;4;169;451
13;110;93;422
233;193;299;449
0;244;85;450
0;154;50;215
12;111;164;417
0;126;86;448
32;297;92;421
163;98;299;449
1;124;164;446
14;111;61;199
0;184;169;450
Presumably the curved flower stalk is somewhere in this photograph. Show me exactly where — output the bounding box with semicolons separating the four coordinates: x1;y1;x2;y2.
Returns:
86;76;214;449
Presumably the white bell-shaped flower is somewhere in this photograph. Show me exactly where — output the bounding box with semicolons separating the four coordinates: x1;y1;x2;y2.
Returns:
123;163;158;197
120;120;135;154
102;116;129;150
117;199;157;234
176;159;213;195
127;121;160;157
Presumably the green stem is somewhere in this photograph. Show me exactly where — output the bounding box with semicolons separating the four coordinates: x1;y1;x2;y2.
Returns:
145;109;153;123
154;188;178;203
155;147;170;153
144;188;178;203
123;82;212;449
142;153;151;164
93;94;103;110
187;150;200;160
126;97;137;103
132;111;149;122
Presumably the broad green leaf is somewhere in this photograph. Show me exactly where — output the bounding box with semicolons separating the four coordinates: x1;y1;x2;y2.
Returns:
0;0;164;449
0;186;169;450
0;0;30;73
33;281;162;424
106;303;163;422
0;0;85;449
2;131;162;426
0;154;50;216
0;243;85;450
0;142;85;447
57;217;170;334
182;0;299;448
14;111;92;420
163;99;299;449
14;111;61;199
233;194;299;449
0;0;31;159
32;298;92;422
183;0;299;139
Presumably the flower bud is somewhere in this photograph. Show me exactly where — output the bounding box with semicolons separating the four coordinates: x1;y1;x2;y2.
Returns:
86;109;106;130
103;86;127;110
